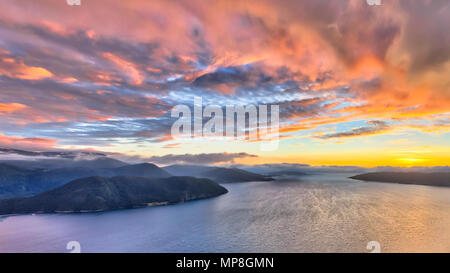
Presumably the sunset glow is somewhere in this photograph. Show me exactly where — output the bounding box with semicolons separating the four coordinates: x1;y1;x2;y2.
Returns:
0;0;448;167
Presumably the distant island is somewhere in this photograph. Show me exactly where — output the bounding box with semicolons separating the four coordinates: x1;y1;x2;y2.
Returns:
350;172;450;187
0;176;228;215
267;171;307;177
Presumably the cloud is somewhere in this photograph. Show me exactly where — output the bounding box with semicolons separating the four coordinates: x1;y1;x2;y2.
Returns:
0;147;106;161
146;152;258;165
0;134;56;150
0;0;448;154
0;102;27;113
0;76;169;125
317;120;389;139
234;163;450;174
0;50;54;80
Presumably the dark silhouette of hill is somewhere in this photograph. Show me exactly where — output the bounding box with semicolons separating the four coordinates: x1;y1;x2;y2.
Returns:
350;172;450;187
201;167;274;183
163;165;274;183
0;164;35;198
71;157;128;169
113;163;170;178
0;176;228;215
163;165;211;177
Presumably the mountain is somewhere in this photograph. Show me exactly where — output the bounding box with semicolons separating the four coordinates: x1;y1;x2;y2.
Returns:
201;167;274;183
163;165;212;177
0;162;170;199
71;158;129;169
0;163;35;198
28;167;110;192
0;176;228;215
112;163;170;178
163;165;274;183
350;172;450;187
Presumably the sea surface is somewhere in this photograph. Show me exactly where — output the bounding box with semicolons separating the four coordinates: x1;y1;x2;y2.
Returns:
1;173;450;253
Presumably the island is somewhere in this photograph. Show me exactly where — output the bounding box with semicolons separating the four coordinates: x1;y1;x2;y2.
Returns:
267;171;307;177
350;172;450;187
0;176;228;215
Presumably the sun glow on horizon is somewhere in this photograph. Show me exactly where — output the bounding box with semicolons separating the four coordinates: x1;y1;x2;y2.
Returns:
0;1;448;167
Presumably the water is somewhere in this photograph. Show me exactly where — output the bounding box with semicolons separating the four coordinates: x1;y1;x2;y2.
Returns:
1;173;450;253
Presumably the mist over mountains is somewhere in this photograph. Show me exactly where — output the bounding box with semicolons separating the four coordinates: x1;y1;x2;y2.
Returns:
0;148;277;215
234;163;450;175
1;147;449;204
1;147;448;175
0;147;107;160
0;148;275;200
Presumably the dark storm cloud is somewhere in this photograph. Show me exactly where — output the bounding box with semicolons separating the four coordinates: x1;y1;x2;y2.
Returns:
278;97;329;119
193;65;272;87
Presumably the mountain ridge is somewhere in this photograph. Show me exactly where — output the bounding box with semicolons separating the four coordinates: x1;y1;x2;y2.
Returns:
163;164;274;183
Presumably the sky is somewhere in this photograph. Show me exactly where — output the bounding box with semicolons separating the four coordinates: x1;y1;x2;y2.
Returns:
0;0;448;167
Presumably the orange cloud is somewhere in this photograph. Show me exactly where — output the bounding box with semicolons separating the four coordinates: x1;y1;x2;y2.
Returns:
0;133;56;150
0;103;27;113
0;59;53;80
102;52;144;85
0;0;448;162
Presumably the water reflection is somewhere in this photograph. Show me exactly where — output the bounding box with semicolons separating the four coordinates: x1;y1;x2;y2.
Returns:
1;174;450;252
